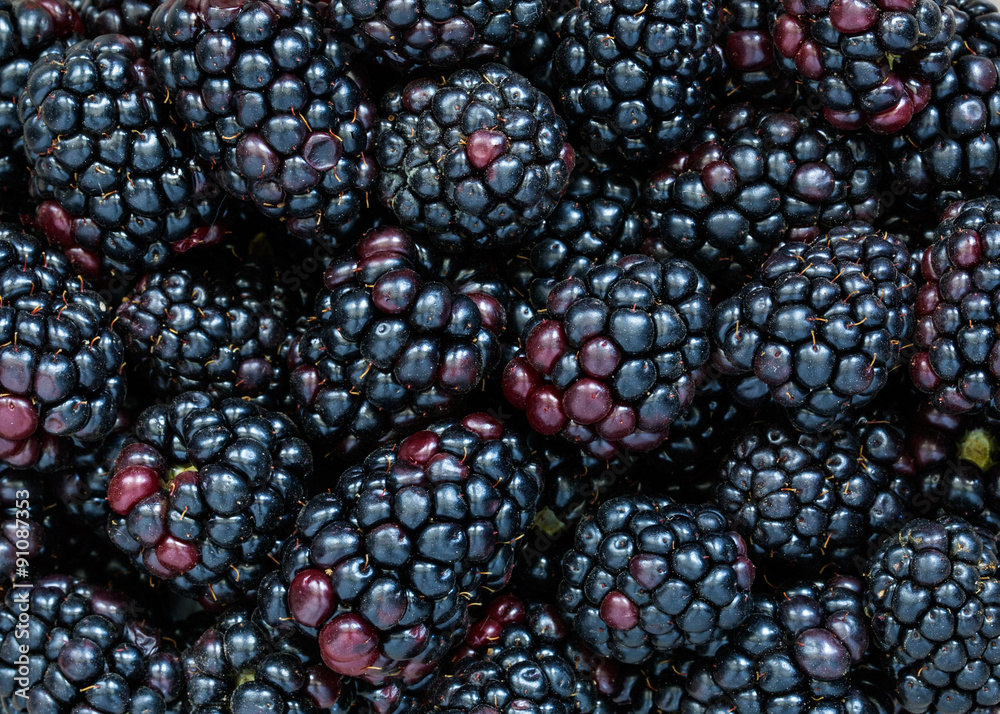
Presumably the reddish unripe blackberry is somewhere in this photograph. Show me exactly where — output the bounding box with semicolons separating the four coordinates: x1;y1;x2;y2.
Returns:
503;254;712;458
106;391;311;607
258;414;543;685
712;223;916;432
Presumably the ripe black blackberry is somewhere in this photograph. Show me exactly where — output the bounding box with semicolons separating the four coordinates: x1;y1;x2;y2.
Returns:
0;225;125;470
375;63;575;253
771;0;956;134
0;574;185;713
106;391;311;607
717;416;909;565
19;34;227;282
183;608;345;714
258;414;543;684
287;226;506;456
559;495;756;665
865;516;1000;713
503;254;712;457
149;0;376;249
718;0;795;101
712;223;916;432
115;260;300;405
75;0;158;53
498;12;561;99
642;103;882;281
552;0;721;162
0;471;48;581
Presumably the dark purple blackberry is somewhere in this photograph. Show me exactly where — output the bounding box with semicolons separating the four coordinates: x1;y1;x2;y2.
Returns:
374;63;575;253
183;608;345;714
498;11;561;99
865;516;1000;713
0;574;185;713
552;0;722;162
0;470;49;581
287;226;506;456
712;223;916;432
682;576;889;713
642;103;882;281
910;196;1000;415
558;495;756;665
717;416;909;565
259;414;543;685
0;225;126;470
19;33;227;282
149;0;377;249
771;0;955;134
503;254;712;458
76;0;158;53
718;0;796;100
115;261;300;405
105;391;311;607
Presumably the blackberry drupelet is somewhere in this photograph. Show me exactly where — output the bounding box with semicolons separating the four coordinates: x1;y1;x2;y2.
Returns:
712;223;916;432
558;495;756;664
771;0;956;133
422;594;606;714
259;414;543;684
287;226;506;455
498;11;561;98
149;0;376;248
865;516;1000;713
76;0;159;53
0;225;125;470
0;574;185;713
115;261;300;405
183;608;344;714
718;0;794;100
502;254;712;457
910;196;1000;414
717;416;909;565
374;63;575;253
642;103;882;281
106;391;311;607
552;0;721;162
0;470;48;581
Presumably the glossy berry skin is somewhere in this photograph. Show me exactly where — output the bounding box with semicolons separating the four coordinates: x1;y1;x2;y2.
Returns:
683;577;884;713
866;517;1000;713
375;63;574;253
76;0;158;53
0;226;125;470
553;0;721;162
559;495;756;664
643;104;882;281
106;392;311;607
260;414;543;685
772;0;956;134
149;0;377;248
503;254;712;458
287;227;505;456
910;197;1000;415
116;263;298;405
719;0;793;99
712;223;915;432
0;575;185;713
0;471;48;581
717;418;908;565
19;34;225;281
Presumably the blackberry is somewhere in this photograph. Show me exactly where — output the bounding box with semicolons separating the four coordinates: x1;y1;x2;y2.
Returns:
149;0;377;249
374;63;575;253
106;391;311;607
712;223;916;432
771;0;956;133
552;0;722;162
558;495;756;664
717;416;909;566
0;574;185;713
259;414;543;684
682;576;887;713
0;225;125;470
642;103;882;281
115;261;299;405
287;226;505;455
0;470;49;581
422;594;606;714
498;11;561;98
865;516;1000;713
76;0;159;53
502;254;712;458
909;196;1000;415
718;0;795;100
183;608;345;714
